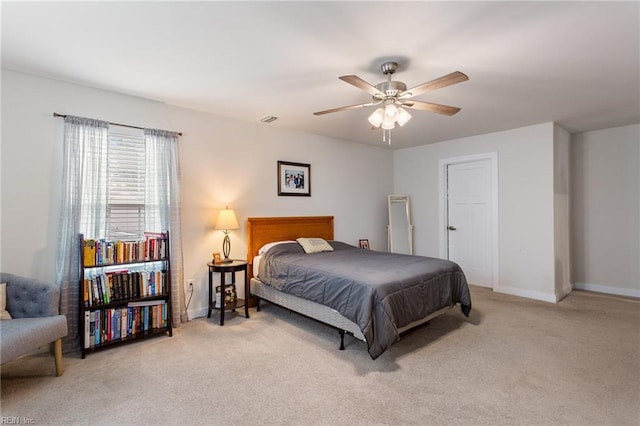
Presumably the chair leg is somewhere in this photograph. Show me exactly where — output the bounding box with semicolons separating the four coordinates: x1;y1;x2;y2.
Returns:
52;339;63;376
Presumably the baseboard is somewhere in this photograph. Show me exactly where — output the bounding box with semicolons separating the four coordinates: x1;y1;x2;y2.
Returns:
186;306;208;321
494;285;558;303
551;284;573;303
573;282;640;299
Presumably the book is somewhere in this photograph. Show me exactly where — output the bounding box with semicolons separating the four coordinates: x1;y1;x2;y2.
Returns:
143;306;149;331
120;308;129;339
131;272;139;299
89;311;96;348
122;273;129;300
95;310;101;346
83;239;96;266
152;305;157;329
115;308;121;339
106;309;112;342
83;279;90;308
91;279;100;306
84;311;90;349
133;307;140;335
98;275;108;304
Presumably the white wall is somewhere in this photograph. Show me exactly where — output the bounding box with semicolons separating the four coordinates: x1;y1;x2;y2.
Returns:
3;69;635;316
0;70;393;319
394;123;561;302
554;124;572;299
571;124;640;298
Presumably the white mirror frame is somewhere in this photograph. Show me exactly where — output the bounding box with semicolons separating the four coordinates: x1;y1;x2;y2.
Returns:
387;194;414;255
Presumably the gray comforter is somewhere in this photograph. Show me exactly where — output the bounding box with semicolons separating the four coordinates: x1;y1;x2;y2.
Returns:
258;241;472;359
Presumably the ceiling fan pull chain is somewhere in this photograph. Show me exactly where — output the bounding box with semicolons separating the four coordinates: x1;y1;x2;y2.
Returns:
382;128;391;145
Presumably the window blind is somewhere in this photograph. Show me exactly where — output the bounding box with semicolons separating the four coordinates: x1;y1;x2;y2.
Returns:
106;134;146;240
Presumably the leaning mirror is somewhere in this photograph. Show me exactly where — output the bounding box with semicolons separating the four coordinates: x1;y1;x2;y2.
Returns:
387;195;413;255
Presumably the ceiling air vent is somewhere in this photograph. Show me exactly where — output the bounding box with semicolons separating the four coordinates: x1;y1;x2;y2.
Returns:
259;115;278;124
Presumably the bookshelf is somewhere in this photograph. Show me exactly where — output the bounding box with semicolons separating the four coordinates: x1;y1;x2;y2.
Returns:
79;231;173;358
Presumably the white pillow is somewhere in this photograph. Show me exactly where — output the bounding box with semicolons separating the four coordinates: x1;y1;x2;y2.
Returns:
1;283;12;320
258;240;296;255
296;238;334;254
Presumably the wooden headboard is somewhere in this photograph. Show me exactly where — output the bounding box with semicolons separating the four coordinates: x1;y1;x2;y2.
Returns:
246;216;334;263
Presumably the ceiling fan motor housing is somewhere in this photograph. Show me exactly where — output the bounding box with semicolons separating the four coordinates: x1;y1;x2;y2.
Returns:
375;62;406;99
374;81;407;99
380;61;398;75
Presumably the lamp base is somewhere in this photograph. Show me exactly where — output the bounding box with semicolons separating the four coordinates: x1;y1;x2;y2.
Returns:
222;234;232;261
220;258;233;264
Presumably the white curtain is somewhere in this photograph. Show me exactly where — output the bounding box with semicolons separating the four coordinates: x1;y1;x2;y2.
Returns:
56;116;109;350
144;129;187;325
57;118;186;352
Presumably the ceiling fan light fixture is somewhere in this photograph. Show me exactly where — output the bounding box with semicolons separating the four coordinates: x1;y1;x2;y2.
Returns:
368;108;385;127
396;107;411;126
384;104;397;118
381;116;395;130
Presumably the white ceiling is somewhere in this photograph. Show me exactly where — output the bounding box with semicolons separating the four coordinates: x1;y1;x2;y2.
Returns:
2;1;639;149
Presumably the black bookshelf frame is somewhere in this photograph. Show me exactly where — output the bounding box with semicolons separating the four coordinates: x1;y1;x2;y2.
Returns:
79;232;173;358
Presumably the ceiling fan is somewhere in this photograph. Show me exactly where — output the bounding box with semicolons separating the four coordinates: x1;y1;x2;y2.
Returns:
313;61;468;134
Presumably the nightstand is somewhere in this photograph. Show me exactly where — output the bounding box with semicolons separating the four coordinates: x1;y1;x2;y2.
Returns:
207;260;249;325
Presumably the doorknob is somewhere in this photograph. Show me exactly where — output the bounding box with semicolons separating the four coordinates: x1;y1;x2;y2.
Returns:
447;226;457;231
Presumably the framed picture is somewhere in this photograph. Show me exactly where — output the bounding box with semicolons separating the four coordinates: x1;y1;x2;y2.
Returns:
278;161;311;196
215;285;237;309
359;239;370;250
212;252;222;264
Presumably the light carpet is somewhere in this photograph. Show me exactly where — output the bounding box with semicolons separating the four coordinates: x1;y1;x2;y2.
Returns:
1;286;639;425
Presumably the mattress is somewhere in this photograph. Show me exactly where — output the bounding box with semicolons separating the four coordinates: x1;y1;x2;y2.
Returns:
251;277;366;341
256;241;471;359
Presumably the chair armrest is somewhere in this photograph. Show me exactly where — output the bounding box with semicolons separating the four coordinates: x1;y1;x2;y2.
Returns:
0;273;60;318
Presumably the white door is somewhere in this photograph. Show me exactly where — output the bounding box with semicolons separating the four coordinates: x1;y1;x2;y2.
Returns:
447;159;493;287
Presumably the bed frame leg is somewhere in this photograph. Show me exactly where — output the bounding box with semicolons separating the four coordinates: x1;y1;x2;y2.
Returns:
256;298;261;312
339;330;345;350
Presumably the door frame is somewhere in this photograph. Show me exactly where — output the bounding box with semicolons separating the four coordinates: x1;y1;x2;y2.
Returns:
438;152;499;290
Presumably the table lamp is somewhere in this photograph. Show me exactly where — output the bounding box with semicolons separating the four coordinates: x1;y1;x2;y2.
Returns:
215;207;239;263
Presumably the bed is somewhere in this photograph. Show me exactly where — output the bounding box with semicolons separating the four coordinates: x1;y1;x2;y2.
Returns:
247;216;472;359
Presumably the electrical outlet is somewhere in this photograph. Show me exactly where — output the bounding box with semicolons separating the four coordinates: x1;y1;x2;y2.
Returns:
186;279;194;292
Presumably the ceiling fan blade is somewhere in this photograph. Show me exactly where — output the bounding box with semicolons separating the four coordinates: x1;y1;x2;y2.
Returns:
339;75;384;97
399;71;469;98
313;101;379;116
402;100;461;116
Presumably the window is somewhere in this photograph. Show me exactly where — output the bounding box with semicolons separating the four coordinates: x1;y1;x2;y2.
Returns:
106;130;146;241
58;114;184;340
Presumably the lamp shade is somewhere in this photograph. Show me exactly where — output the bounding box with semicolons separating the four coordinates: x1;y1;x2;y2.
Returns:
384;104;398;118
396;107;412;126
215;208;239;231
367;108;385;127
381;116;396;130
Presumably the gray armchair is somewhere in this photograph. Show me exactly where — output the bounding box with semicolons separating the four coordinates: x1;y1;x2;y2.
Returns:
0;273;68;376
